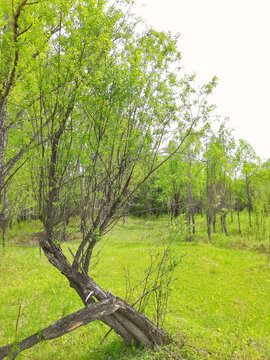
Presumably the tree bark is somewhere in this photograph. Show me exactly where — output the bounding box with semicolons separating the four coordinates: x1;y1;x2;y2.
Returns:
38;235;166;349
192;213;195;234
0;102;6;194
236;196;241;234
207;213;211;241
67;271;166;348
245;173;252;227
221;213;228;236
212;214;216;233
237;209;241;233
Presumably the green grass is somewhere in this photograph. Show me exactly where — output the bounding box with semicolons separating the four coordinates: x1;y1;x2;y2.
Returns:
0;216;269;359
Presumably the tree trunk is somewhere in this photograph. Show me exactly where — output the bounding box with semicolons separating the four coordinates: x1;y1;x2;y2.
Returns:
192;213;195;234
66;270;166;348
38;236;167;351
199;188;203;217
0;187;8;250
237;210;241;233
0;102;6;193
0;256;167;359
171;192;180;218
248;207;252;227
187;180;195;239
206;162;212;242
221;213;228;236
236;196;241;233
207;213;211;241
245;173;252;227
187;213;191;241
1;221;7;250
228;184;233;223
212;214;216;233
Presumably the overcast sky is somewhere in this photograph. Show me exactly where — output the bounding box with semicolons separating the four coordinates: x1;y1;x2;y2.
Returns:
133;0;270;160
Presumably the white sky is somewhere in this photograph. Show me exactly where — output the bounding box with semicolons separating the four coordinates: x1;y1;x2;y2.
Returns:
133;0;270;160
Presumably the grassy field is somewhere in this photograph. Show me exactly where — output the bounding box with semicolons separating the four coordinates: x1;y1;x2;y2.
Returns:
0;215;269;359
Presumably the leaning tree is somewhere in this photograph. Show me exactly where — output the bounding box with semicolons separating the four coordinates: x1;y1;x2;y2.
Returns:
0;0;216;358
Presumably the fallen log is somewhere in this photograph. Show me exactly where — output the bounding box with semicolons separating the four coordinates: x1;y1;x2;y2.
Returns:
0;297;121;359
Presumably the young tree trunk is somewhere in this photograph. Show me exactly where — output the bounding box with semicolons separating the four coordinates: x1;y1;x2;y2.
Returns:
212;214;216;233
0;102;6;193
228;184;233;223
237;209;241;233
199;188;203;217
187;157;195;239
171;192;180;218
248;207;252;227
1;220;7;250
221;213;228;236
206;163;212;241
187;213;191;241
245;173;252;227
206;213;212;241
192;213;195;234
236;196;241;233
0;187;8;250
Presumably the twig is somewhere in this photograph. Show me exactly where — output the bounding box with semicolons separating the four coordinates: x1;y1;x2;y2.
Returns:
132;278;177;307
96;328;113;349
68;247;85;274
185;344;211;357
20;355;39;360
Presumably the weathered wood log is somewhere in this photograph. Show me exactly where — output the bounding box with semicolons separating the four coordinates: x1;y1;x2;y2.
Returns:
0;294;167;359
0;298;121;360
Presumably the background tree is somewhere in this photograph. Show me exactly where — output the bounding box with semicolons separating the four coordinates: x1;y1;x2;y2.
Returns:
236;139;258;227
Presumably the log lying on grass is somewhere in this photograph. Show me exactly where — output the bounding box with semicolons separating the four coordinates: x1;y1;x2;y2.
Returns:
0;298;122;359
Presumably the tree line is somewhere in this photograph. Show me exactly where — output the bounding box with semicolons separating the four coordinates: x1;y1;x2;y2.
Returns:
131;120;270;242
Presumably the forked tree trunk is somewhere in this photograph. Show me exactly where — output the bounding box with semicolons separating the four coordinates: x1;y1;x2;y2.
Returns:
0;243;167;359
65;269;166;348
0;236;168;359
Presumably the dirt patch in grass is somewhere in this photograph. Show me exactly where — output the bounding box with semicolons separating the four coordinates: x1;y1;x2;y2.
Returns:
11;231;80;246
10;231;44;246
